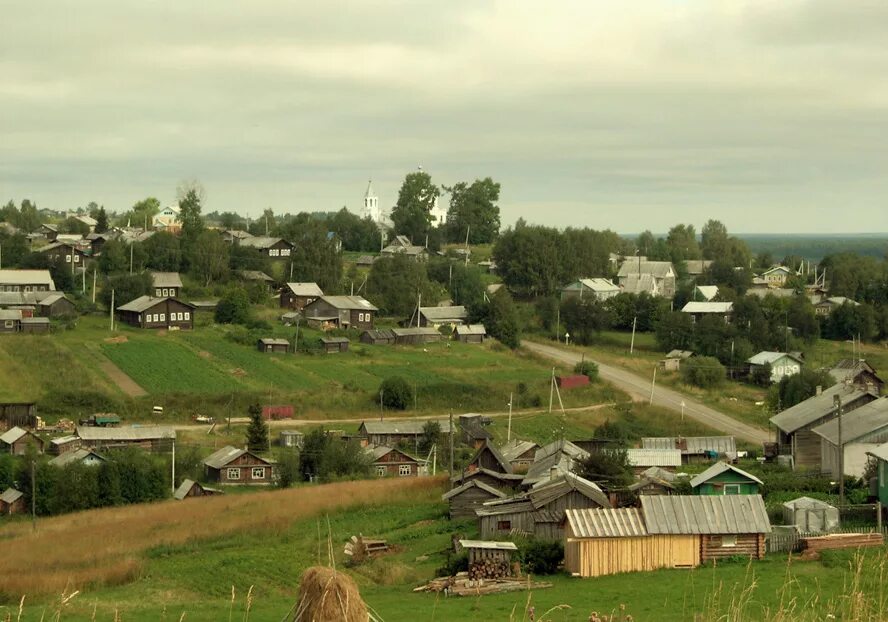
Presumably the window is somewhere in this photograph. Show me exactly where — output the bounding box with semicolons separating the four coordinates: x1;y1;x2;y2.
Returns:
496;520;511;531
4;320;13;328
184;312;190;320
398;464;411;476
720;535;737;548
269;249;279;256
251;467;266;479
281;248;290;256
177;312;183;321
155;288;162;297
65;254;71;263
24;286;30;293
723;484;741;495
162;288;169;296
160;313;166;322
227;468;241;480
74;254;80;263
376;465;387;477
358;312;364;322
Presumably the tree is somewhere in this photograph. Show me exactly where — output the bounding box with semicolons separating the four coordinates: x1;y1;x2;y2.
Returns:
288;220;342;292
574;361;599;382
277;451;301;489
95;207;109;233
329;208;381;252
120;197;161;229
473;289;521;349
771;368;835;411
0;232;30;267
177;182;205;249
418;421;441;456
655;311;694;352
100;273;151;309
574;448;634;489
143;231;182;272
366;254;442;317
63;216;91;236
445;178;501;244
559;297;612;345
379;377;412;410
390;170;440;243
215;287;252;324
427;260;486;308
245;404;269;452
98;239;130;274
681;356;725;388
750;362;773;387
190;230;229;286
701;220;729;260
665;224;701;264
299;429;328;481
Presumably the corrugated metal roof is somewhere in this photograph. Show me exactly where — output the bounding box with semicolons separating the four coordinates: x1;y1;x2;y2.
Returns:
150;272;183;288
174;479;197;500
117;295;195;313
747;351;802;366
770;383;873;433
867;442;888;462
641;436;736;455
360;419;451;435
0;488;23;504
689;462;763;488
617;261;675;278
641;466;677;482
459;539;517;551
441;479;508;501
641;495;771;534
625;448;682;467
203;446;246;469
391;327;440;337
0;426;28;445
681;302;733;314
76;425;176;442
259;338;289;346
0;269;55;288
812;397;888;445
239;236;288;250
419;306;467;322
48;448;105;468
285;282;323;296
456;324;487;335
308;295;378;312
565;507;648;538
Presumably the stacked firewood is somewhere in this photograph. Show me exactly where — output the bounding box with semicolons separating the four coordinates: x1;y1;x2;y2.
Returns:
468;559;510;580
801;532;884;552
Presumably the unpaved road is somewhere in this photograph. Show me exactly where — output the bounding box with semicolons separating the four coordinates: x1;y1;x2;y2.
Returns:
523;340;770;444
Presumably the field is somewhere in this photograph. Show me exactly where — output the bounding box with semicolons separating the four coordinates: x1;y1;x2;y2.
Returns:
2;480;887;621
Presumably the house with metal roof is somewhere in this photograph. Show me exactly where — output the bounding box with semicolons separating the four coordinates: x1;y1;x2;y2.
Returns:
625;448;682;471
149;272;183;298
48;448;106;468
617;261;676;298
747;351;803;384
827;360;884;394
116;295;195;330
238;236;294;260
560;278;620;302
281;282;324;311
689;462;763;495
174;479;223;500
813;397;888;478
357;419;451;449
368;445;424;477
410;305;468;328
76;425;175;453
0;269;55;293
770;383;878;469
203;445;276;485
641;436;736;463
693;285;718;302
303;295;377;330
760;265;795;287
564;494;770;577
0;426;44;455
680;301;733;323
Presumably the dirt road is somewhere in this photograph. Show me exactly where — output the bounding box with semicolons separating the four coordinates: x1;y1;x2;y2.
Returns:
523;340;770;444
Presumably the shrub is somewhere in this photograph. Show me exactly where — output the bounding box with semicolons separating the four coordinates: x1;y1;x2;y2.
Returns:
214;287;251;324
379;377;412;410
749;363;772;387
574;360;599;381
680;356;725;388
436;551;468;577
518;539;563;575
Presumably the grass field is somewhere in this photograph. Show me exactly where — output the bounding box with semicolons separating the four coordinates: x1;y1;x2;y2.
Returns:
2;481;886;621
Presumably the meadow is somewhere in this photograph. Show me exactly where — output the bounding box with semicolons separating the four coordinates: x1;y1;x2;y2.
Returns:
2;480;887;621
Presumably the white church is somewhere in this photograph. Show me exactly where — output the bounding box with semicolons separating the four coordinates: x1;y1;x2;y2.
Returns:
361;169;448;228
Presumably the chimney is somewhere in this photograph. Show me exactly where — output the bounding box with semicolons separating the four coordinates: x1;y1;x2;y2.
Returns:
815;385;822;396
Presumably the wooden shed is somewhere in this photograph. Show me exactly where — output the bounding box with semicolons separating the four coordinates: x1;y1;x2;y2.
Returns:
391;327;442;345
0;488;26;515
458;539;518;566
0;426;44;455
455;324;487;343
690;462;763;496
257;338;289;353
360;329;397;345
19;317;50;333
443;480;508;519
320;336;349;353
173;479;223;500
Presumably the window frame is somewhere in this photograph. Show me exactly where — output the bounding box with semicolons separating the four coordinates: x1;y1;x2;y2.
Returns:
720;535;738;548
496;520;511;531
723;484;741;495
375;465;387;477
226;467;241;480
251;467;266;480
398;464;411;476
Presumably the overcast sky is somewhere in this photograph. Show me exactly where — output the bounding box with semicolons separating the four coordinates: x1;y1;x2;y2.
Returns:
2;1;887;233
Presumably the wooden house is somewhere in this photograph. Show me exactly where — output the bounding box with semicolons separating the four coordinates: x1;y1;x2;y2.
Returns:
257;338;289;353
813;397;888;478
563;495;770;577
358;419;451;453
86;232;112;256
680;301;733;324
48;435;81;455
116;296;195;330
500;440;539;471
203;446;276;485
660;350;693;372
442;481;508;519
617;261;676;298
76;425;175;453
465;443;513;475
641;436;737;463
174;479;223;500
0;488;25;515
828;360;884;394
36;223;59;241
236;270;275;292
0;402;36;429
476;472;610;540
36;241;87;268
303;296;377;330
627;474;675;497
770;383;877;469
0;426;44;455
560;278;620;302
451;467;525;493
380;235;426;261
760;265;794;287
48;448;106;468
37;292;75;317
815;297;859;317
0;269;55;293
320;337;349;353
459;414;493;449
360;329;397;345
625;449;682;474
150;272;183;298
280;282;323;311
0;310;22;333
455;324;487;343
239;236;293;260
369;446;423;477
690;462;762;495
391;327;441;345
410;305;467;328
747;351;803;384
20;317;50;333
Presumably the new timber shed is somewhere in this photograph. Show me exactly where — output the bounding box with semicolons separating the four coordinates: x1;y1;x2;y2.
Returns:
564;495;770;577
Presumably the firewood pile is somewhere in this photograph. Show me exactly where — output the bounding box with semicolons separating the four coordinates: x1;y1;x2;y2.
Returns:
414;573;552;596
801;532;884;552
468;559;510;580
343;535;389;563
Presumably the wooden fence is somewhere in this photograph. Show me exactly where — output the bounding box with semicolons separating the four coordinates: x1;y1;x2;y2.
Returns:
768;526;888;553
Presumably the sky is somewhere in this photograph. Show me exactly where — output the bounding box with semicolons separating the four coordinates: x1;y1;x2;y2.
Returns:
2;1;887;233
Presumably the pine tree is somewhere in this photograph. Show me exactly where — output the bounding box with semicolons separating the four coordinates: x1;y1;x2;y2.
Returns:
245;404;269;452
95;207;109;233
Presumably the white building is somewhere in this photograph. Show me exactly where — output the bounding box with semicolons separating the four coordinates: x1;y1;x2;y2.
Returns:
362;180;381;224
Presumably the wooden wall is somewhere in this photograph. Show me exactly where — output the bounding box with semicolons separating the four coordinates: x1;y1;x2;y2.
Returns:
700;534;765;561
449;487;500;519
565;534;699;578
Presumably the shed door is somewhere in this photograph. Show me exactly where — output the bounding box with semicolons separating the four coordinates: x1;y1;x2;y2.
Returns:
672;536;700;567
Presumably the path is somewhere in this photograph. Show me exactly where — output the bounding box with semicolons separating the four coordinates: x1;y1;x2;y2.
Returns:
523;340;769;444
97;358;148;398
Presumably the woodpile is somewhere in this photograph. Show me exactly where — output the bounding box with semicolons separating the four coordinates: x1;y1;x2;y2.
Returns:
801;532;884;552
468;559;510;580
343;535;389;563
414;573;552;597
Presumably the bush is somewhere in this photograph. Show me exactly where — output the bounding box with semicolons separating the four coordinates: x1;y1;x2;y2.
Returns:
436;551;468;577
379;377;412;410
574;360;599;381
214;287;251;324
680;356;725;388
518;539;563;575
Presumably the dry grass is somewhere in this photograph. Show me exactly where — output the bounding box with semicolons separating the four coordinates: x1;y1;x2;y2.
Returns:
0;477;445;600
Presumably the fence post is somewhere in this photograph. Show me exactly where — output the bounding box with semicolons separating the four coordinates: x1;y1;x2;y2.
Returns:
878;501;883;533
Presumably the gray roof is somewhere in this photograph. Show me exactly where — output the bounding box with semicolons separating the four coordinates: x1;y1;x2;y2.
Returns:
867;442;888;462
782;496;836;511
239;236;289;249
817;297;859;307
641;436;736;455
285;282;323;296
748;351;802;366
458;539;517;551
617;261;675;278
0;426;29;445
627;475;675;492
258;338;289;346
391;327;440;337
0;310;23;321
309;295;378;312
625;448;682;468
641;466;677;482
528;472;609;509
456;324;487;336
689;462;764;488
48;448;106;468
681;302;733;314
360;419;451;435
563;278;620;293
535;439;589;462
812;397;888;445
620;273;657;294
640;495;771;534
76;426;176;442
0;488;23;504
499;440;539;462
237;270;274;282
441;480;508;501
470;444;513;474
117;295;195;313
0;269;55;288
320;336;349;344
174;478;198;500
150;272;183;288
203;445;273;469
21;317;50;325
50;435;79;446
694;285;719;301
565;507;648;538
770;383;870;434
746;287;796;300
38;292;67;306
361;329;396;340
419;305;467;322
368;445;421;462
685;260;714;275
665;350;694;359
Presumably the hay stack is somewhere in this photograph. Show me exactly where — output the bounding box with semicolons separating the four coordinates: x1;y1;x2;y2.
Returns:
292;566;369;622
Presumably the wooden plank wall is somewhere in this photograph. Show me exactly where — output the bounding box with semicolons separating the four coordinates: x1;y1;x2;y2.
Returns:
700;534;764;560
566;535;699;577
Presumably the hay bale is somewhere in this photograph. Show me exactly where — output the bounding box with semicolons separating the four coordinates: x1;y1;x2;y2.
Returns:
292;566;369;622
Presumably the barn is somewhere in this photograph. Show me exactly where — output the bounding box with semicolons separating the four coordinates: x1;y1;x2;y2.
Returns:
0;426;45;455
442;480;508;519
360;329;396;345
0;488;26;515
564;495;770;578
174;479;223;500
257;338;289;353
455;324;487;344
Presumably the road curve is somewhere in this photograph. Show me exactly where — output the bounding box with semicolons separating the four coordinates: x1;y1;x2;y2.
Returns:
523;340;770;444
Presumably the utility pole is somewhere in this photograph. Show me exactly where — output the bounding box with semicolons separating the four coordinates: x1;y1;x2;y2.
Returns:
835;394;845;508
92;268;97;304
109;288;115;331
649;366;657;405
449;410;454;479
0;243;2;269
379;390;384;421
171;439;176;495
129;243;134;274
464;225;470;267
629;316;637;355
290;262;294;281
30;459;36;532
81;262;86;293
507;393;513;443
548;367;555;413
294;316;301;352
417;292;422;328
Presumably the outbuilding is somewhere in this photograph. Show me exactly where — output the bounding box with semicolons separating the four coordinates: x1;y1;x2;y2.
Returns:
747;351;803;384
443;480;509;519
320;336;349;353
20;317;50;333
203;446;276;485
173;479;223;500
281;282;324;311
257;338;289;353
0;426;44;455
455;324;487;344
690;462;763;496
0;488;26;515
360;329;397;345
782;496;839;533
391;327;441;345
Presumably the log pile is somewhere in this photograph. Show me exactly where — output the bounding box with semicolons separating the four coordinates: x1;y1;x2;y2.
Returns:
343;535;389;563
800;532;884;552
414;573;552;596
468;560;510;580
